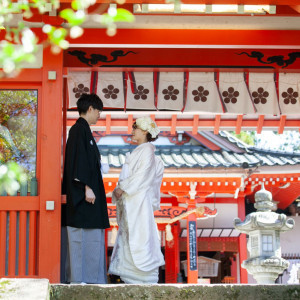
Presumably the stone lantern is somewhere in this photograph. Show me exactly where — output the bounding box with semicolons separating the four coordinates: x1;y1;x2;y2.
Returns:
234;184;295;284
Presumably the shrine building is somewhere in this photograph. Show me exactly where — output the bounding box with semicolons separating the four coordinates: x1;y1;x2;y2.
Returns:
1;0;300;284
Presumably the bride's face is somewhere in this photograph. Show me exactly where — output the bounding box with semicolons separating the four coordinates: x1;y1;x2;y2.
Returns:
131;124;147;144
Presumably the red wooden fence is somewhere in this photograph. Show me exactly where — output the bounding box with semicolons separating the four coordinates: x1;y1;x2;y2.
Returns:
0;196;39;278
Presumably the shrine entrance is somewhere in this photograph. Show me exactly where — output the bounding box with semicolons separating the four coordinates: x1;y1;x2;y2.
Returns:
1;1;300;284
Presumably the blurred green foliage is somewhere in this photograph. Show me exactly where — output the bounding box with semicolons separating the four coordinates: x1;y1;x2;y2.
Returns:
231;131;256;146
0;161;27;195
0;90;38;187
231;130;300;152
0;0;134;76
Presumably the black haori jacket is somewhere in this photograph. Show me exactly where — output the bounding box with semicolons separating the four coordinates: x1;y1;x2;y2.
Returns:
62;117;110;229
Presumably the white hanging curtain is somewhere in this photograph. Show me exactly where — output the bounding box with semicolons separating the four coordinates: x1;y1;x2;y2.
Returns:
279;73;300;114
249;73;280;115
157;72;185;111
184;72;224;113
67;71;91;108
67;71;300;115
126;72;156;110
97;72;125;109
219;72;256;114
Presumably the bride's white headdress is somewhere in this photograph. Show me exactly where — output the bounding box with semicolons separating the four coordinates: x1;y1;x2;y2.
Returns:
136;116;160;138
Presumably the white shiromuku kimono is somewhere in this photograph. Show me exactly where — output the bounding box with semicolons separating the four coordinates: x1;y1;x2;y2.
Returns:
108;142;165;283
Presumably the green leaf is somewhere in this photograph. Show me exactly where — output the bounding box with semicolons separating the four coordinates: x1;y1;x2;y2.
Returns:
2;43;15;56
59;8;86;26
71;0;81;11
60;8;76;21
101;8;135;25
113;8;135;22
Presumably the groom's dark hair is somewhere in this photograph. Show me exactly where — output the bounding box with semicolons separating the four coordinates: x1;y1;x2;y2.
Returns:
77;93;103;115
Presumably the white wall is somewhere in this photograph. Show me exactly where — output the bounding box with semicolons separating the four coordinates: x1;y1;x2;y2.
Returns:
280;216;299;255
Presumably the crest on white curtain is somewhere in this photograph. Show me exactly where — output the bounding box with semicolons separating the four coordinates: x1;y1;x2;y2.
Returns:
157;72;185;111
184;72;224;113
126;72;156;110
248;73;280;115
97;72;125;109
219;72;256;114
279;73;300;114
67;71;91;108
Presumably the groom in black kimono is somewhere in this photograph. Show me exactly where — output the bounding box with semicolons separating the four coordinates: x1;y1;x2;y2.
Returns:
62;93;110;284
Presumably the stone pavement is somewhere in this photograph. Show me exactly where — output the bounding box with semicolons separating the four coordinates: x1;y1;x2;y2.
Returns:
1;279;300;300
0;278;49;300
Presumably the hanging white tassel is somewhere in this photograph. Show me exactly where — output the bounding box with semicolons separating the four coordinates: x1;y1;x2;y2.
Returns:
110;227;118;245
165;224;173;242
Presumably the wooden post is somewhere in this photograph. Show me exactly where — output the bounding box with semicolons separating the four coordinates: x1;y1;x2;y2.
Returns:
38;47;63;282
237;196;248;283
230;255;238;283
165;222;180;283
186;182;198;283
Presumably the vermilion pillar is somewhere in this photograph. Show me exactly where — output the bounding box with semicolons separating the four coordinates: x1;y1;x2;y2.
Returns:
186;183;198;283
230;256;238;283
165;222;180;283
237;196;248;283
38;47;63;282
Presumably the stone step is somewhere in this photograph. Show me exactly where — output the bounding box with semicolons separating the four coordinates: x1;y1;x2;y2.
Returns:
2;279;300;300
50;283;300;300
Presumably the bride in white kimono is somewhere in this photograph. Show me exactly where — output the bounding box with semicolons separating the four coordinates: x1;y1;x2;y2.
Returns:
108;116;165;284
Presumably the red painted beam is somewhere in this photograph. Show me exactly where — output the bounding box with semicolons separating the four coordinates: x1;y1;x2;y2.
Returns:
235;115;243;134
171;114;177;135
128;114;133;133
69;29;300;47
257;115;265;133
278;115;286;133
0;69;42;83
192;114;199;135
0;197;40;210
106;114;111;134
58;0;300;5
214;115;221;134
67;117;300;131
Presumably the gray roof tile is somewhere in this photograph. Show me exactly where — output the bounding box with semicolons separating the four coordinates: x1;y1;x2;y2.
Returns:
232;153;252;164
252;153;275;166
160;150;181;167
98;142;300;169
221;151;241;165
278;156;296;165
200;152;221;167
181;152;198;167
243;153;261;164
212;152;232;167
292;157;300;163
191;151;210;167
266;154;286;166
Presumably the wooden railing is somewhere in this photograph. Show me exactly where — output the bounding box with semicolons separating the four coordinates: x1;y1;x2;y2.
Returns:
0;196;39;278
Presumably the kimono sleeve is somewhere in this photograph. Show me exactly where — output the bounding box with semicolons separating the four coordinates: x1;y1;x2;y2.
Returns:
70;126;92;187
151;156;164;211
119;146;155;197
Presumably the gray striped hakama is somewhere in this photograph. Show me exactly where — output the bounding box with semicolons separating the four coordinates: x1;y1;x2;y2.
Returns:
66;226;107;284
